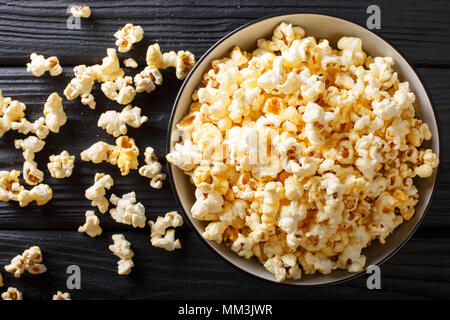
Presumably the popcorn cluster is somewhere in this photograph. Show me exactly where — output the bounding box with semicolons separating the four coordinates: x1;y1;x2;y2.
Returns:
78;210;103;237
109;234;134;275
80;136;139;175
4;246;47;278
139;146;166;189
149;211;184;251
26;53;62;77
167;23;439;281
109;191;146;228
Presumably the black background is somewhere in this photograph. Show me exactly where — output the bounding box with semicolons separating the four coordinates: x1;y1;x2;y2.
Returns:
0;0;449;300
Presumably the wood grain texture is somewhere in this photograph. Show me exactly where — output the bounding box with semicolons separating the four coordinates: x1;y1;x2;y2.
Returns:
0;0;448;300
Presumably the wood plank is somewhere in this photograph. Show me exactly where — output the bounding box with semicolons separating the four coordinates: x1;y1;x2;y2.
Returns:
0;0;449;66
0;230;448;299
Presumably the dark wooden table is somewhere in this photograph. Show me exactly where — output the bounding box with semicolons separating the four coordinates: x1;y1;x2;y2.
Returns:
0;0;449;300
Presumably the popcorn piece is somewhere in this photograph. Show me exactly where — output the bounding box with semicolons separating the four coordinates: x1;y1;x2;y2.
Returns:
148;211;183;251
53;291;71;300
138;146;166;189
114;23;144;53
26;53;62;77
70;4;91;18
101;76;136;105
80;141;113;164
78;210;102;237
14;136;45;185
4;246;47;278
0;170;24;203
1;287;22;300
0;93;26;137
85;173;114;213
63;64;97;109
108;136;139;175
134;66;163;93
11;117;49;140
98;105;148;137
415;149;439;178
146;43;196;80
47;150;75;179
124;58;138;69
17;184;52;207
109;192;146;228
91;48;124;83
0;271;3;287
109;234;134;275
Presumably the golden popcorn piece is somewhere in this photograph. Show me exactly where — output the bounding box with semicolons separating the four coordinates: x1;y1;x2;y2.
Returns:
146;43;196;80
78;210;102;238
139;147;166;189
109;234;134;275
114;23;144;53
53;291;71;300
108;136;139;176
0;93;26;137
85;173;114;214
109;191;146;228
4;246;46;278
148;211;183;251
43;92;67;133
98;105;148;137
0;170;24;203
1;287;22;300
124;58;138;69
134;66;162;93
47;150;75;179
17;184;52;207
26;53;62;77
11;117;49;140
101;76;136;105
70;4;91;18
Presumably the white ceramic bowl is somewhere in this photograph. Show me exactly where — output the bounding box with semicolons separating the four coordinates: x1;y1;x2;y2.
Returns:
167;13;440;285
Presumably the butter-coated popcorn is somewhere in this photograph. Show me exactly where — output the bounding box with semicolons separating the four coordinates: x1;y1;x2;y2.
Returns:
4;246;46;278
43;92;67;133
26;53;62;77
78;210;102;237
70;4;91;18
85;173;114;213
53;291;71;300
47;150;75;179
0;170;24;202
114;23;144;53
139;146;166;189
146;43;196;80
149;211;183;251
109;192;146;228
11;117;49;140
17;184;52;207
0;93;26;137
14;136;45;185
101;76;136;105
134;66;163;93
2;287;22;300
80;141;112;164
167;22;439;282
98;105;148;137
109;234;134;275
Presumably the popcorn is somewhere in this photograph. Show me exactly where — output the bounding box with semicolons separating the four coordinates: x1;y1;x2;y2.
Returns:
70;4;91;18
0;271;3;287
80;141;113;164
47;151;75;179
139;147;166;189
78;210;102;237
134;66;163;93
11;117;49;140
101;76;136;105
98;105;148;137
146;43;196;80
85;173;114;213
4;246;46;278
168;22;439;281
92;48;124;83
26;53;62;77
1;287;22;300
109;234;134;275
124;58;138;69
14;136;45;185
43;92;67;133
53;291;71;300
114;23;144;53
148;211;183;251
17;184;52;207
0;93;26;137
109;192;146;228
0;170;24;202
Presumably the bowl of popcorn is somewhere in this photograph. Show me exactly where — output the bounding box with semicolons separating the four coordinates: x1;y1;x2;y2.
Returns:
166;13;440;285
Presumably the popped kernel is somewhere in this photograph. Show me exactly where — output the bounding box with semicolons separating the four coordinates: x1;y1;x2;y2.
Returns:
98;105;148;137
78;210;102;237
1;287;22;300
53;291;71;300
148;211;183;251
27;53;62;77
139;146;166;189
146;43;196;80
4;246;46;278
109;191;146;228
85;173;114;213
109;234;134;275
47;150;75;179
114;23;144;53
70;4;91;18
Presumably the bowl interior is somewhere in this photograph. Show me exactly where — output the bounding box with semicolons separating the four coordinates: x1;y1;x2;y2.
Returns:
168;13;439;285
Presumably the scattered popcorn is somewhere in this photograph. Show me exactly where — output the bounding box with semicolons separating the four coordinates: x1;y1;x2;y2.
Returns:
70;4;91;18
17;184;52;207
14;136;45;185
114;23;144;53
101;76;136;105
43;92;67;133
124;58;138;69
47;150;75;179
26;53;62;77
139;146;166;189
97;105;148;137
4;246;46;278
0;92;26;137
80;141;113;164
78;210;102;237
167;22;439;281
85;173;114;213
134;66;162;93
148;211;183;251
0;170;24;202
146;43;196;80
53;291;71;300
109;234;134;275
11;117;49;140
1;287;22;300
109;191;146;228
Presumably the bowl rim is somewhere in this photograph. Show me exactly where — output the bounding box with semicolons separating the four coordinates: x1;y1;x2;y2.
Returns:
166;12;441;287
